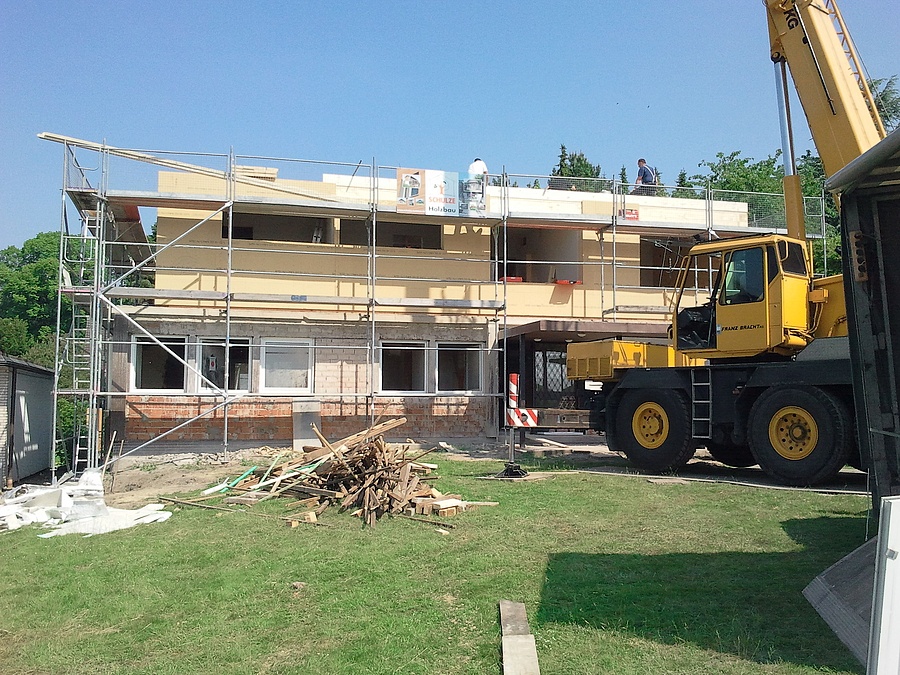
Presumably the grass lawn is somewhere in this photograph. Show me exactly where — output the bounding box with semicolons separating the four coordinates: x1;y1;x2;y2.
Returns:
0;455;870;674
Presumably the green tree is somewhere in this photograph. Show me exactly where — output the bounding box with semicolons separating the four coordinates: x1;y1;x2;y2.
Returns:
692;150;784;193
0;317;34;356
23;332;57;369
870;75;900;131
0;231;68;338
672;168;701;199
550;145;603;191
796;150;841;275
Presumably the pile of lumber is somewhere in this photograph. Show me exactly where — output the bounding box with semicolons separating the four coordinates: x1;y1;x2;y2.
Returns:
216;417;485;527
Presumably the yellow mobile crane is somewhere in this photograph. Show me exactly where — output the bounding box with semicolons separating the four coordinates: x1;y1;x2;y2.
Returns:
566;0;886;486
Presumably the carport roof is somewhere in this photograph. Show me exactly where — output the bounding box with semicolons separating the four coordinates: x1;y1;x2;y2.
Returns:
0;352;54;376
826;126;900;194
502;319;668;343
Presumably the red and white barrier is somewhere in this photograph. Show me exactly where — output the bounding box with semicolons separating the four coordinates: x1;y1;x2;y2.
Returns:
506;407;538;427
508;373;519;409
506;373;537;427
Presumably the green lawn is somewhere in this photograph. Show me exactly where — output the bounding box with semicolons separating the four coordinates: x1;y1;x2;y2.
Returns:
0;456;869;674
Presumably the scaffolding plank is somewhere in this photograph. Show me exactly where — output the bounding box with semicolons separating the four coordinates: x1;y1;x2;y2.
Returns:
230;292;367;306
105;288;227;301
374;297;504;309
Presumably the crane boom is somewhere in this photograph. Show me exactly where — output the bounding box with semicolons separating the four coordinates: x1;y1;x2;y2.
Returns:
765;0;884;178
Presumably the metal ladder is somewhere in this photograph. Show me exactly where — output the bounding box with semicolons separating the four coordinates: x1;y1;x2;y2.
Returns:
691;368;712;439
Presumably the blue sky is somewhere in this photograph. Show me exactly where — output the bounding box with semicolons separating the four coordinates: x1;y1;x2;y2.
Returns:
1;1;897;249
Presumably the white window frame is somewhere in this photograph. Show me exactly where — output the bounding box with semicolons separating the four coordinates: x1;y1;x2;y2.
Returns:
436;342;483;393
198;338;251;392
131;336;188;393
260;339;314;394
379;341;427;394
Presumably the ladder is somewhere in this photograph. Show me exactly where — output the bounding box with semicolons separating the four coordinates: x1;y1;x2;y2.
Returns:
691;368;712;439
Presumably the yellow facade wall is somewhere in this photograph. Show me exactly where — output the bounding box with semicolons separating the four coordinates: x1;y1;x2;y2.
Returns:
151;169;753;325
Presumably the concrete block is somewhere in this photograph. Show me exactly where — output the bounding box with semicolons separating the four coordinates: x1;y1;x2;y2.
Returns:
293;399;322;451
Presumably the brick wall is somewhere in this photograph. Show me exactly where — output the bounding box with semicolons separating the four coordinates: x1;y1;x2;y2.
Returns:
125;394;493;442
319;396;493;439
125;396;293;441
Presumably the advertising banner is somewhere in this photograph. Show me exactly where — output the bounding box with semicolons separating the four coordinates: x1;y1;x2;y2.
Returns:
396;168;459;216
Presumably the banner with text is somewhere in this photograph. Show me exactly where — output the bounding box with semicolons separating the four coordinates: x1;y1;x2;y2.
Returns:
396;168;459;216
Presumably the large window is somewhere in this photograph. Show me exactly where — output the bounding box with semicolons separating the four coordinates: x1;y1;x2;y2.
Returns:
261;340;313;392
341;220;442;249
380;342;427;392
721;247;765;305
437;343;481;392
380;341;483;393
133;337;186;391
199;339;250;391
223;213;331;243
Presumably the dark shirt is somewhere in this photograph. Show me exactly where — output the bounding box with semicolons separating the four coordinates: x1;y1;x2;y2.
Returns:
637;165;656;184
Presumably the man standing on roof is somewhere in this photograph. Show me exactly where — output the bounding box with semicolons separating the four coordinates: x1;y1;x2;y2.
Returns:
468;157;488;179
465;158;489;216
633;158;657;195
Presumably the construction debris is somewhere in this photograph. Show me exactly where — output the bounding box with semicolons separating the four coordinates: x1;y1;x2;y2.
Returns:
208;418;497;527
0;469;172;537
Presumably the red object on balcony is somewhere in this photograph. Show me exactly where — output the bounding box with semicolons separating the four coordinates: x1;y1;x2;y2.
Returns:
501;276;523;282
554;279;582;285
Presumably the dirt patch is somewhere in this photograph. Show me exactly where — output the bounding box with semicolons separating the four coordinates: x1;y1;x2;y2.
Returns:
104;446;294;508
100;435;618;508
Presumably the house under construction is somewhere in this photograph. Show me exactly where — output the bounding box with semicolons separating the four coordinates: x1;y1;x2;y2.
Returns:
40;133;825;471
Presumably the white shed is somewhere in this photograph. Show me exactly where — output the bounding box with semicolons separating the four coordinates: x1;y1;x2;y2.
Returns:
1;353;54;484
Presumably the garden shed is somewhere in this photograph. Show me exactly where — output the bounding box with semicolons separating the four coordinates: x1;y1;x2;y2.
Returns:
1;352;53;484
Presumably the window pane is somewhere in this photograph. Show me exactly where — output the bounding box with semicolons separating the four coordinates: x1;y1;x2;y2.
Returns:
382;342;425;392
438;343;481;391
721;247;765;305
135;339;185;390
263;342;310;390
781;241;808;275
200;339;250;389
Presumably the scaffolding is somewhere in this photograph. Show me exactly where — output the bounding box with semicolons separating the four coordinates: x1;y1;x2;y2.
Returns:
41;134;826;473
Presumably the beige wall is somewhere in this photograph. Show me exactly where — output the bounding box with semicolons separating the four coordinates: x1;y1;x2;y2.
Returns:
153;170;750;325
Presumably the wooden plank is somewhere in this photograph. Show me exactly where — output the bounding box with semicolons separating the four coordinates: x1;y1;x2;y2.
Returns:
330;417;408;449
285;497;320;509
499;600;540;675
224;494;265;506
501;635;540;675
283;484;343;498
499;600;532;636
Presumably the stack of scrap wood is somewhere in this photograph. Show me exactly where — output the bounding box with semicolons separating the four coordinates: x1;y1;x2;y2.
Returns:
221;417;471;527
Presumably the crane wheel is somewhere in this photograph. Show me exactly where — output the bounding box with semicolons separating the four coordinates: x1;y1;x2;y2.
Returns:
704;440;757;468
748;386;851;486
614;388;695;472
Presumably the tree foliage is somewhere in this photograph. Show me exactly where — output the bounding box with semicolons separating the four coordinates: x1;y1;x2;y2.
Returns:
552;145;601;179
549;145;605;191
871;75;900;132
672;168;701;199
0;231;68;347
692;150;784;193
0;317;33;356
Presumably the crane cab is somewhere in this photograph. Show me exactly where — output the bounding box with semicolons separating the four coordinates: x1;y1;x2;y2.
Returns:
673;235;814;360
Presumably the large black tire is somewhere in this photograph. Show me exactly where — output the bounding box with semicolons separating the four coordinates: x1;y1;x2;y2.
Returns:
613;388;695;472
748;386;851;486
705;440;757;468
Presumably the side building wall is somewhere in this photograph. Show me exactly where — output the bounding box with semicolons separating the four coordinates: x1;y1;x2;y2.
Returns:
0;366;9;482
115;317;497;442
